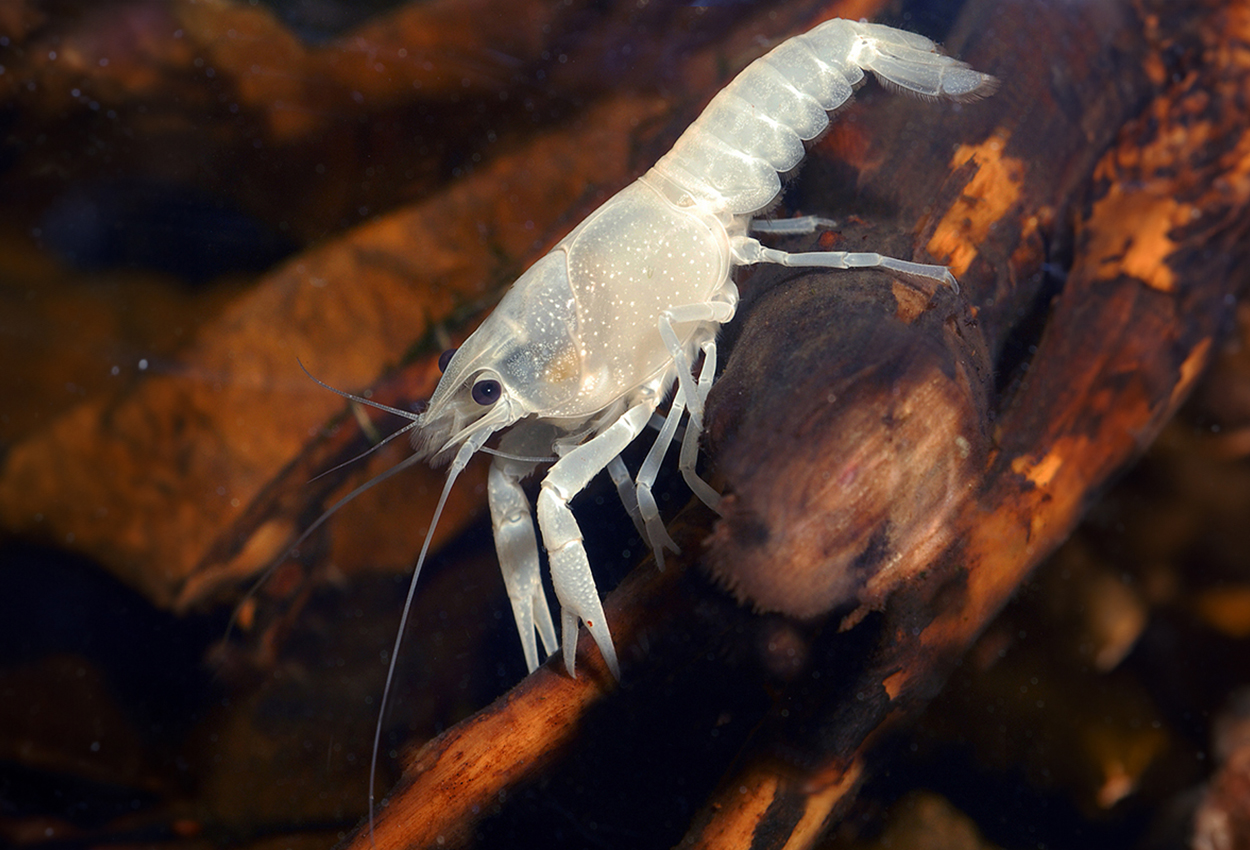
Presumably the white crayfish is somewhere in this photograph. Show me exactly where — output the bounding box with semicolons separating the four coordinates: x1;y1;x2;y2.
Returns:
382;17;995;674
304;16;993;810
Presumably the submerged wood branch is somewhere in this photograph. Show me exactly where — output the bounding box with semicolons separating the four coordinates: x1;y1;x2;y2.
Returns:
342;0;1250;846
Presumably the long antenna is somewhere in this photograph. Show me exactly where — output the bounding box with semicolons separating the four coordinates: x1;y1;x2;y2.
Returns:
223;447;427;647
368;432;488;846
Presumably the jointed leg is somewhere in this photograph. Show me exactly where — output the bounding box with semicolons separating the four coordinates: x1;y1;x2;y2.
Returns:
537;402;656;679
635;386;686;570
657;298;736;433
487;456;557;673
679;336;722;512
607;455;645;539
749;215;838;235
730;235;959;291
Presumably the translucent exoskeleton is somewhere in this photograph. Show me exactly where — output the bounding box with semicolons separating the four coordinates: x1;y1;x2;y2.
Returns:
291;16;995;833
403;17;995;678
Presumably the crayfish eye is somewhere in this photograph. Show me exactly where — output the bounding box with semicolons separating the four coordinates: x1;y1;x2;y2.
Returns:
437;348;457;373
471;378;502;406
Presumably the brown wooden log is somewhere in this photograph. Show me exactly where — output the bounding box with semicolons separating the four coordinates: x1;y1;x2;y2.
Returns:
342;0;1250;847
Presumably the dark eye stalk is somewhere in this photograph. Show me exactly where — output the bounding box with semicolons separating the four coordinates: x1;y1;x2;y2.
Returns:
437;348;457;373
472;379;502;406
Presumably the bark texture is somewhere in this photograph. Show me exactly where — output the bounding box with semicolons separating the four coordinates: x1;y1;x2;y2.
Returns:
347;0;1250;847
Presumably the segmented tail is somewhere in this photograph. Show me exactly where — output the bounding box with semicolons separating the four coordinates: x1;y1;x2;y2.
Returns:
647;18;996;215
845;21;998;101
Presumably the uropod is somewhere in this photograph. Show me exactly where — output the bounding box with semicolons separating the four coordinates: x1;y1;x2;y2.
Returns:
306;14;995;827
